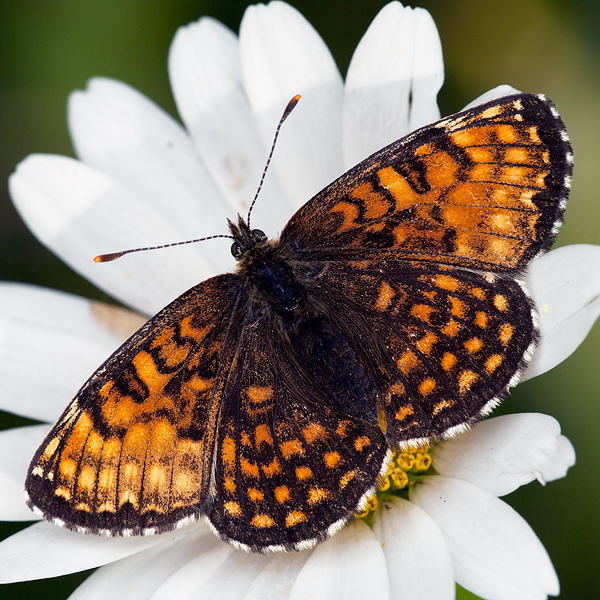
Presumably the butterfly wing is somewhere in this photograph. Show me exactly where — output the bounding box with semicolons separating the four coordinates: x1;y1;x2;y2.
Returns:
26;274;242;535
207;316;389;552
281;93;572;273
312;259;536;445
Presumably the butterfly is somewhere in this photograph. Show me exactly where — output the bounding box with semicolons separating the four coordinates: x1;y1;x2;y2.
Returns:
26;93;572;552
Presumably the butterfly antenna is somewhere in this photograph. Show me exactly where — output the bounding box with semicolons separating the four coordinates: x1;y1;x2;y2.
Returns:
246;94;301;228
94;234;234;263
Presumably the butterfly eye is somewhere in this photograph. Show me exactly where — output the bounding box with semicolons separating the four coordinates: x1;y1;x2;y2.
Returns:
252;229;267;243
231;242;243;259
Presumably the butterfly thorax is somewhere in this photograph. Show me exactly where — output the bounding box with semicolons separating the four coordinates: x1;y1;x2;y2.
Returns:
229;215;307;319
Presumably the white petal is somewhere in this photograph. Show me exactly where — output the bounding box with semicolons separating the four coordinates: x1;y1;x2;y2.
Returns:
149;538;269;600
433;413;575;496
240;1;344;210
0;425;50;521
410;476;559;600
0;520;193;583
461;85;522;110
344;3;443;167
372;497;454;600
168;17;291;234
68;77;229;250
0;283;143;420
522;244;600;381
68;526;211;600
9;154;223;315
290;520;389;600
244;551;310;600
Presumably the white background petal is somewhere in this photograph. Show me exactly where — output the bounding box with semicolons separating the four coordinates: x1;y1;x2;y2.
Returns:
0;521;194;583
244;551;310;600
68;77;229;250
522;244;600;381
462;85;522;110
9;154;224;315
168;17;291;234
372;498;454;600
433;413;575;496
343;2;443;168
240;1;344;211
68;527;211;600
410;476;559;600
290;520;389;600
0;425;49;520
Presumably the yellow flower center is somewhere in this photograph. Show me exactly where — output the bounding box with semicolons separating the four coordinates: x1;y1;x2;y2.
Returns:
354;446;433;520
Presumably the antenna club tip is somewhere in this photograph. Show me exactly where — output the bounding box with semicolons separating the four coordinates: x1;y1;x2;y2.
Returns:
94;253;120;263
282;95;301;121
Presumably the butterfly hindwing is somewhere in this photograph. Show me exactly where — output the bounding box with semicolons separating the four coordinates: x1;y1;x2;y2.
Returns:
208;317;389;552
282;94;572;273
26;274;242;534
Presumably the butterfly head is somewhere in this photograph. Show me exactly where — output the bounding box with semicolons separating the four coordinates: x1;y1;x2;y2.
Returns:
228;215;268;261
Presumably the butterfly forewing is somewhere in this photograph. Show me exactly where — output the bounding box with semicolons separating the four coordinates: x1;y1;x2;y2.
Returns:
282;94;571;273
26;275;241;534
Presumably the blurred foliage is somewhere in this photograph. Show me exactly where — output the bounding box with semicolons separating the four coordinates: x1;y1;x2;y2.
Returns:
1;1;598;598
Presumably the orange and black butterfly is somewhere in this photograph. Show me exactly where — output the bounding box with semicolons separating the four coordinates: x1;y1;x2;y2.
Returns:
26;93;572;552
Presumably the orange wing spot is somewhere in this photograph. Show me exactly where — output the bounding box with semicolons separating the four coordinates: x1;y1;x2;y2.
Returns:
486;353;505;373
433;399;456;416
411;303;435;324
505;147;530;163
295;466;313;481
99;380;114;398
55;486;72;501
471;164;495;181
459;370;479;396
464;337;483;354
354;436;371;452
252;514;276;529
469;287;486;300
255;424;273;447
247;488;264;502
419;378;436;396
224;501;242;517
58;458;77;482
529;126;542;144
435;274;460;292
416;332;437;355
308;487;331;506
302;422;326;444
285;511;307;527
489;212;514;233
221;436;236;467
496;124;518;143
274;485;291;504
247;386;274;403
397;349;419;374
499;323;515;346
132;351;171;397
389;382;406;397
280;439;304;459
441;318;461;337
421;289;437;301
324;451;342;468
494;294;508;311
330;200;359;232
178;315;209;342
240;431;252;447
377;166;420;210
449;297;467;318
441;352;457;371
119;488;139;510
465;146;493;162
424;151;460;188
145;464;168;492
353;185;390;220
395;405;414;421
241;457;260;478
182;374;213;394
262;458;281;477
336;421;351;437
476;311;489;329
339;468;359;491
375;282;395;311
224;476;236;493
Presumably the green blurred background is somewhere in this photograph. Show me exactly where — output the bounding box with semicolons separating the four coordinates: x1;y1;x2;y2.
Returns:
1;1;598;598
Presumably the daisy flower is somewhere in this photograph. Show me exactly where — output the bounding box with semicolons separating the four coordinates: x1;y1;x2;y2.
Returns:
0;2;598;599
